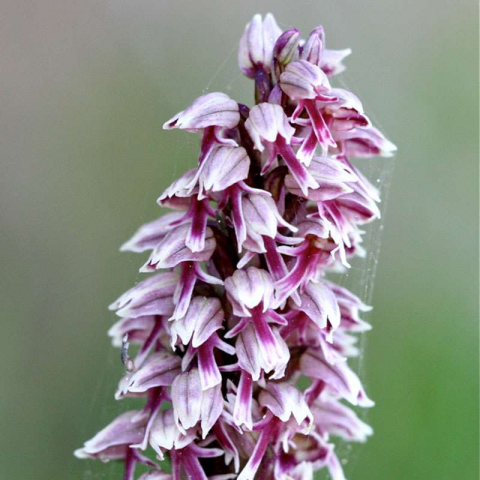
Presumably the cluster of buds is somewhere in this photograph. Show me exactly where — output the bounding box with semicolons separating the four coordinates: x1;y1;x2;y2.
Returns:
76;13;395;480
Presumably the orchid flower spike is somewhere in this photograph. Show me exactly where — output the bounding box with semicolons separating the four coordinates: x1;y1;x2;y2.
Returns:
77;12;395;480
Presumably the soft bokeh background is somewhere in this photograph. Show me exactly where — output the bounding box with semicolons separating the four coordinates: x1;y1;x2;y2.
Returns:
1;1;478;479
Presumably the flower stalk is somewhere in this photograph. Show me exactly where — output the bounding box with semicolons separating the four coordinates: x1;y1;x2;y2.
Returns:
76;12;395;480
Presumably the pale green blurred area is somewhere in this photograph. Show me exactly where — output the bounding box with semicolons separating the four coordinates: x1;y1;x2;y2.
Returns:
0;1;478;479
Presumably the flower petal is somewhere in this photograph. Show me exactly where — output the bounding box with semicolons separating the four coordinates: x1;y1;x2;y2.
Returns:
200;383;224;439
140;225;216;271
300;349;374;407
171;369;203;433
109;272;178;318
225;267;274;315
120;212;184;252
163;93;240;131
199;145;250;195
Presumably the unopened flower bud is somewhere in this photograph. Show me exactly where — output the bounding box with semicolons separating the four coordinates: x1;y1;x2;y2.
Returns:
300;25;325;66
273;28;300;78
238;13;282;79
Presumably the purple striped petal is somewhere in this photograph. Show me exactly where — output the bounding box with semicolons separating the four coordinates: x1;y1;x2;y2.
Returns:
325;88;369;132
233;370;253;430
140;225;216;271
245;103;295;150
158;169;199;205
326;450;347;480
243;192;297;243
334;125;397;158
285;156;356;201
292;281;340;334
163;93;240;131
198;340;223;390
109;272;178;318
273;29;300;79
279;60;331;101
199;145;250;196
238;13;282;78
259;382;313;427
300;349;374;407
117;351;181;396
200;383;224;439
300;26;325;66
120;212;184;252
225;267;274;316
235;325;262;381
171;369;203;433
149;409;195;459
191;298;224;348
74;411;146;460
170;296;223;348
276;136;319;196
312;397;373;442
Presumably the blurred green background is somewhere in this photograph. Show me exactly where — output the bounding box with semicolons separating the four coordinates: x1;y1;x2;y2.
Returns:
0;1;478;479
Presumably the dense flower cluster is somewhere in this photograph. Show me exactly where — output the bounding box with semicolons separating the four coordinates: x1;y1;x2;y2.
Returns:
76;13;395;480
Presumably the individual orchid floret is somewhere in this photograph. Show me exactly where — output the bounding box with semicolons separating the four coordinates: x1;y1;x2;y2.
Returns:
234;191;297;253
139;224;222;319
238;13;282;101
235;323;290;382
291;88;369;166
236;384;314;480
334;124;398;158
311;395;373;442
280;60;337;153
163;92;239;132
75;410;158;479
285;155;357;201
170;296;224;348
275;217;346;303
120;212;184;253
279;59;333;102
197;145;250;199
245;102;319;195
300;348;374;407
259;382;313;429
324;89;369;132
109;272;178;318
164;92;240;165
224;268;290;381
300;25;352;79
148;409;195;460
140;224;216;271
78;13;395;480
116;351;181;398
224;266;275;317
171;368;224;437
291;280;341;340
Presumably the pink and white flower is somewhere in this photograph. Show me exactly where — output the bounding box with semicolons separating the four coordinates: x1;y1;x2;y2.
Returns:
77;12;395;480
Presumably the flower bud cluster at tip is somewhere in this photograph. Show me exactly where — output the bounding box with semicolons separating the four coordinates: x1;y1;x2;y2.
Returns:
76;12;396;480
